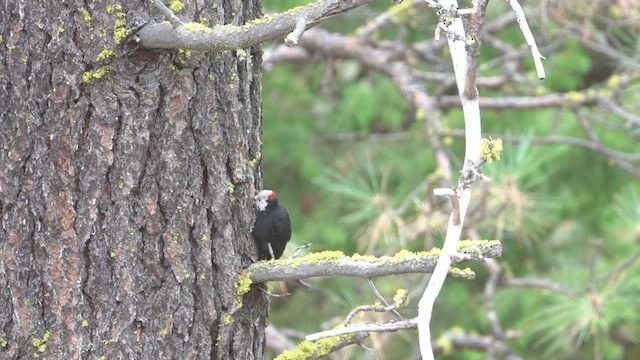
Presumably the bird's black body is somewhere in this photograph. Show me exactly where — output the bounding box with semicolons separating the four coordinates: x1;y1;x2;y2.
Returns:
252;190;291;260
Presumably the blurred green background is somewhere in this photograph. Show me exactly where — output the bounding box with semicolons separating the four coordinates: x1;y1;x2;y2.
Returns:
260;1;640;359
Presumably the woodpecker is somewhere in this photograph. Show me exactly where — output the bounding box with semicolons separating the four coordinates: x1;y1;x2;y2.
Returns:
252;190;291;260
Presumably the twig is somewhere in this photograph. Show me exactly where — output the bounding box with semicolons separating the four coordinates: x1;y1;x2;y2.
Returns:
345;303;398;326
434;188;460;225
595;247;640;285
366;279;404;320
503;278;579;298
290;242;313;258
151;0;184;26
506;0;546;79
285;14;309;46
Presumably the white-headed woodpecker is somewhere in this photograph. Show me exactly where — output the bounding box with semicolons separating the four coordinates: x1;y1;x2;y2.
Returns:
252;190;291;260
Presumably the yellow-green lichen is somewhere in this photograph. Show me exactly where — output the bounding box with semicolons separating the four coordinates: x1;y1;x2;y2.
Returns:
565;91;585;103
236;49;247;61
246;13;275;26
283;250;346;267
223;313;232;325
159;327;170;336
391;248;438;264
0;336;7;348
178;49;191;64
183;22;212;34
113;9;130;44
351;253;378;262
106;5;115;14
274;334;354;360
458;239;500;251
83;67;111;81
169;0;185;13
79;7;92;26
82;71;93;83
449;267;474;279
224;181;234;195
606;74;621;88
31;330;51;357
96;48;115;61
386;0;417;26
480;137;503;163
58;27;65;33
393;288;409;308
436;326;465;356
283;33;298;46
93;68;109;79
81;319;89;328
236;272;253;297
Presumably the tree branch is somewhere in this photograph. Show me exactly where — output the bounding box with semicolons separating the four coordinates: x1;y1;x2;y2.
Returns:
276;332;370;360
247;241;502;283
138;0;372;50
306;319;418;341
151;0;183;26
506;0;546;79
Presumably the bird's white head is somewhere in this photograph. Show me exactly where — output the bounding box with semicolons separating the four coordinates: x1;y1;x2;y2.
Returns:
255;190;277;211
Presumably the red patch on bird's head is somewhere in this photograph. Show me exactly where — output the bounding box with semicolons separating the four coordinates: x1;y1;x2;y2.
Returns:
268;191;277;202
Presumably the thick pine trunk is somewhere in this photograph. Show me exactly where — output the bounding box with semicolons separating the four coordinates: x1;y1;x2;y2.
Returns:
0;1;268;359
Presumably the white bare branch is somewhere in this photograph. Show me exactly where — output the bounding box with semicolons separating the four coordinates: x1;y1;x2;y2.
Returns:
506;0;546;79
417;0;489;358
306;318;418;341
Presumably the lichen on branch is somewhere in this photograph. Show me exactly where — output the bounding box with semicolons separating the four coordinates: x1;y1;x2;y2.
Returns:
138;0;373;51
247;240;502;283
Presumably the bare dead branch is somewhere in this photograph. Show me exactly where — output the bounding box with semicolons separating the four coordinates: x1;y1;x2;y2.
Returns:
306;318;418;341
502;278;579;298
483;259;506;339
247;241;502;283
506;0;546;79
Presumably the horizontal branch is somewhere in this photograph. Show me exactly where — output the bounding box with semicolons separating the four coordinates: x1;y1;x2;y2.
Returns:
277;332;370;360
306;318;418;341
247;240;502;283
138;0;371;50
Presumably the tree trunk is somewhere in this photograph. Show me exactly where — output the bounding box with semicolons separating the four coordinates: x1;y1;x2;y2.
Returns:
0;1;268;359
